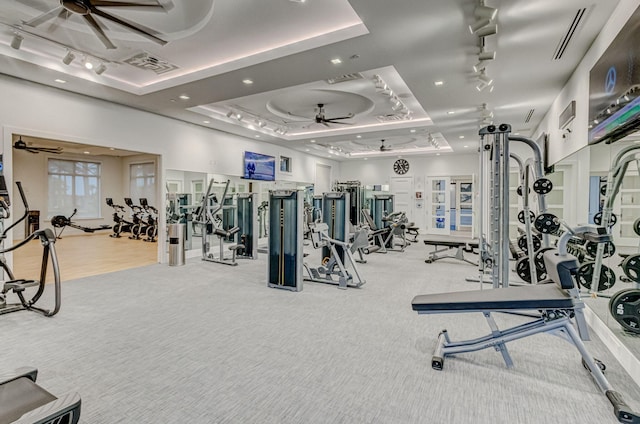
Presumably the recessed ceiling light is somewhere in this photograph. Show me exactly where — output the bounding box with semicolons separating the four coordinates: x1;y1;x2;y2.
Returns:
447;111;455;115
109;147;115;151
203;120;210;124
363;158;368;160
83;151;90;154
242;79;253;85
436;153;441;156
459;135;465;139
54;79;66;84
434;81;444;86
410;129;416;133
84;61;93;70
305;149;310;152
255;135;260;138
179;95;190;100
310;139;316;143
356;135;362;139
330;58;342;65
464;145;469;148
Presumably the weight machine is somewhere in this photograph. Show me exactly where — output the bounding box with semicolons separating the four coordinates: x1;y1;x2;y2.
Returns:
333;180;364;226
196;179;243;266
236;193;258;259
267;190;303;291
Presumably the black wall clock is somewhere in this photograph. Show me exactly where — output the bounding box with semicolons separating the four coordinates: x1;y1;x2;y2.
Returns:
393;158;410;174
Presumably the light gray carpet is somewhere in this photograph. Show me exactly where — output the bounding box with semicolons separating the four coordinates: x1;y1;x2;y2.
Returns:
2;238;640;423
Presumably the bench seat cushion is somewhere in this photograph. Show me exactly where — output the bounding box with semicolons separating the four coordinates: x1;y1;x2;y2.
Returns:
412;284;573;312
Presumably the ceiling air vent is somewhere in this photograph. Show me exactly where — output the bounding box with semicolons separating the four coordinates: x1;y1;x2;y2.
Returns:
524;109;535;123
123;51;179;75
552;8;587;60
326;73;364;84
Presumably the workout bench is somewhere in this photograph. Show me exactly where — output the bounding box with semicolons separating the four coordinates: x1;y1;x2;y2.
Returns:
0;367;81;424
411;225;640;424
423;236;479;265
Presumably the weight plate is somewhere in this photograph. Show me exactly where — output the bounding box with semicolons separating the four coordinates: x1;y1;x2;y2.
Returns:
517;210;535;224
534;247;554;271
622;254;640;283
593;211;617;227
533;178;553;195
534;213;560;234
516;256;547;283
516;186;531;197
608;289;640;334
517;234;541;255
634;217;640;237
575;262;617;292
584;241;616;259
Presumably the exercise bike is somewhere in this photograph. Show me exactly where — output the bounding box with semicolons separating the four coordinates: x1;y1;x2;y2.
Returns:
50;208;112;239
140;198;158;242
106;198;133;238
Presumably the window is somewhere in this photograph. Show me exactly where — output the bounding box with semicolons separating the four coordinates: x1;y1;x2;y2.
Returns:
48;158;101;219
280;156;291;173
130;162;156;207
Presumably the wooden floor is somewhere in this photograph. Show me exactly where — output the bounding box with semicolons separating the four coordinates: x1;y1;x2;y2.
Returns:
12;233;158;282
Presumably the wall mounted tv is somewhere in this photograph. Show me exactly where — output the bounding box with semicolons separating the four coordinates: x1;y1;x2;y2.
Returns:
588;5;640;145
243;151;276;181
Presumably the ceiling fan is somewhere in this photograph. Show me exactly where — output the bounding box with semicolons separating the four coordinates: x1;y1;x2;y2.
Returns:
13;137;63;154
312;103;353;127
21;0;171;49
380;139;392;151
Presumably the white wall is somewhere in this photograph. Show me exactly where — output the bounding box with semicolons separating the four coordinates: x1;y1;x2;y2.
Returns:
535;0;640;164
0;75;338;261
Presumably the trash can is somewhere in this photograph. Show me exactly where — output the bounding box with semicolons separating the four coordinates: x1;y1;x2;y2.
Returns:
168;223;185;266
26;210;40;238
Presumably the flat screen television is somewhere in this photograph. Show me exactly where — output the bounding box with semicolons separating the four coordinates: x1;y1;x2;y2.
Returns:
588;5;640;145
243;151;276;181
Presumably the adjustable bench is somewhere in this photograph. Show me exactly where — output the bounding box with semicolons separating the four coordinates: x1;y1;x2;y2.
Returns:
423;236;479;265
0;367;81;424
411;225;640;424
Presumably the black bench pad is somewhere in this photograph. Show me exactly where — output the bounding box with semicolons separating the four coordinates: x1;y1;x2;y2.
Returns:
412;284;573;312
423;236;479;248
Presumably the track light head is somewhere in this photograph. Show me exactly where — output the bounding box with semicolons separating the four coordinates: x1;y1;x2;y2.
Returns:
469;18;491;34
478;73;493;86
478;51;496;61
476;24;498;37
95;63;107;75
62;51;75;65
472;61;485;73
11;33;23;50
474;5;498;20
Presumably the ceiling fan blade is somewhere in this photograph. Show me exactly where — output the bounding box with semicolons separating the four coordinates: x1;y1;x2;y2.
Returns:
323;120;352;125
91;8;168;45
92;1;169;11
322;122;331;127
25;148;40;154
82;14;117;49
23;6;64;27
37;147;64;154
325;115;353;121
47;9;72;33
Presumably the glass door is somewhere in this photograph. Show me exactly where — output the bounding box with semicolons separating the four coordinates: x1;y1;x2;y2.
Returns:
426;177;450;235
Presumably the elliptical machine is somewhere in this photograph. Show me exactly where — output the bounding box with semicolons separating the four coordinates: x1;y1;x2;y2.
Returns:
0;176;62;317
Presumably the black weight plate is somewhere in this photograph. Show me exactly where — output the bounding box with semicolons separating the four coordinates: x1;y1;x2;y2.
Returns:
515;257;547;283
584;241;616;259
533;178;553;195
534;247;554;271
517;234;541;255
517;210;536;224
622;254;640;283
593;211;617;227
608;289;640;334
575;262;616;292
634;217;640;237
516;186;531;197
534;213;560;234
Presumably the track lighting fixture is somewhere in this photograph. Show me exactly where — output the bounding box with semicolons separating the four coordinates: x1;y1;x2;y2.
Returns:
62;50;75;65
476;24;497;37
478;51;496;61
472;61;485;73
469;19;491;34
226;110;234;118
478;71;493;86
10;33;23;50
